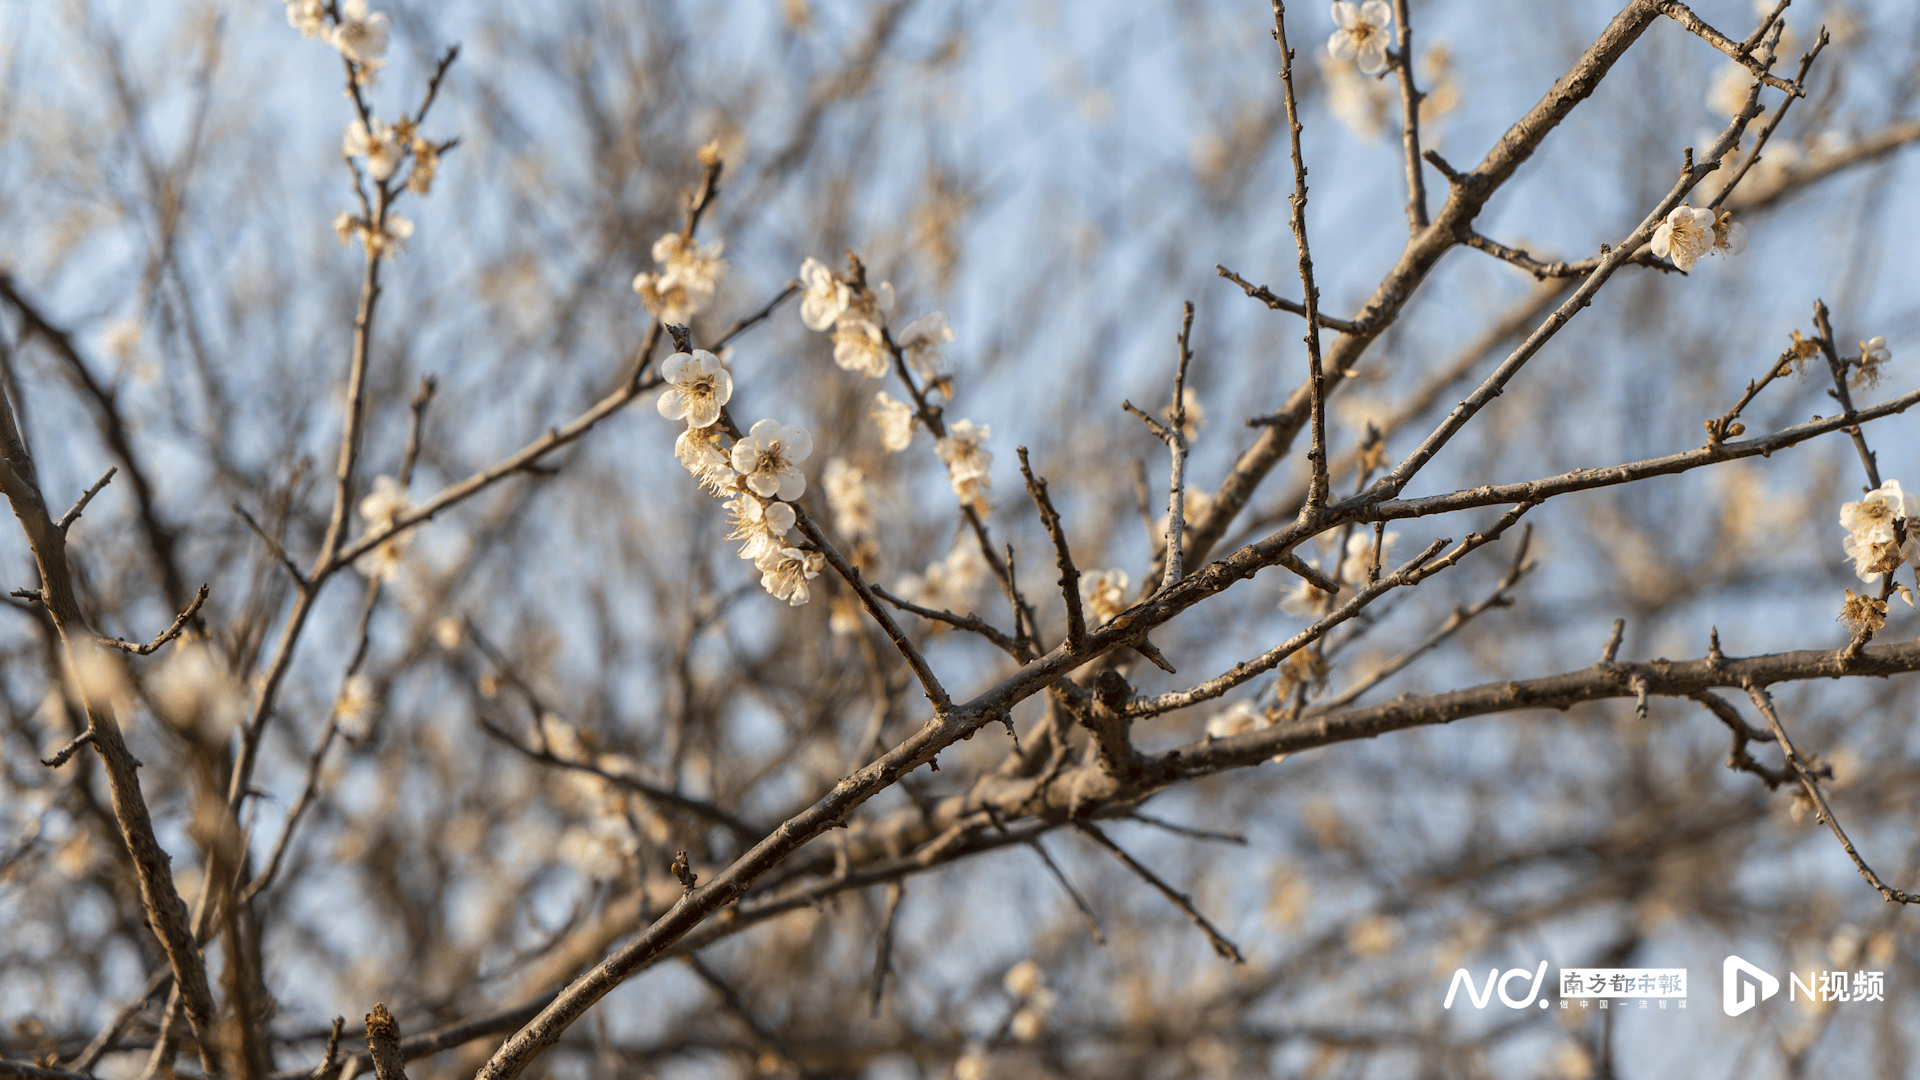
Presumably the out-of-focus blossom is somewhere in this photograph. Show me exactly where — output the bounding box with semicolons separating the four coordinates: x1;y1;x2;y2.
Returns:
356;474;410;581
330;0;390;71
896;311;953;382
936;419;992;508
823;458;876;538
343;118;405;182
633;231;727;325
286;0;328;40
1079;569;1131;625
832;317;891;378
1709;210;1747;258
798;257;850;331
872;391;915;452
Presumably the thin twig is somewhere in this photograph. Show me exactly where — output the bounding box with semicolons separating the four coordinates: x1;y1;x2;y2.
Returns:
475;714;765;844
1314;524;1533;711
1688;691;1791;788
869;583;1023;658
56;466;116;533
1602;617;1627;664
868;881;905;1016
39;730;94;768
684;955;820;1079
1270;0;1331;512
1124;812;1247;846
1074;820;1244;963
1161;302;1196;591
1812;300;1882;490
1017;448;1086;652
1659;1;1802;94
1707;344;1800;444
94;583;209;655
1710;25;1828;209
1027;839;1105;944
233;503;308;587
1129;538;1450;717
1214;265;1364;335
400;375;436;487
1390;0;1429;231
793;505;952;713
1744;683;1919;904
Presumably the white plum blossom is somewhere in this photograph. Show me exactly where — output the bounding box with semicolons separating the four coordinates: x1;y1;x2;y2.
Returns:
1328;1;1393;75
1206;700;1263;738
832;317;891;378
1650;205;1716;271
675;425;737;495
1708;62;1752;118
633;232;728;325
1079;568;1130;625
334;674;377;740
1709;210;1747;258
731;419;813;500
1004;960;1046;999
286;0;328;39
872;391;915;452
954;1047;992;1080
1839;480;1914;581
656;350;733;428
724;495;796;563
329;0;390;69
356;474;410;581
896;542;988;613
1205;700;1289;763
153;643;243;740
343;118;405;182
1002;959;1057;1042
823;458;877;538
1855;335;1892;388
936;419;992;508
798;257;850;331
896;311;953;382
757;546;825;606
336;212;413;258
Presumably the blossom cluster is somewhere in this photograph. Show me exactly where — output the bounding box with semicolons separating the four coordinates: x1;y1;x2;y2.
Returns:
633;232;728;325
656;347;824;606
797;256;988;505
1002;960;1060;1042
356;474;411;582
1650;205;1746;271
1839;480;1917;584
287;0;390;84
343;117;441;195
